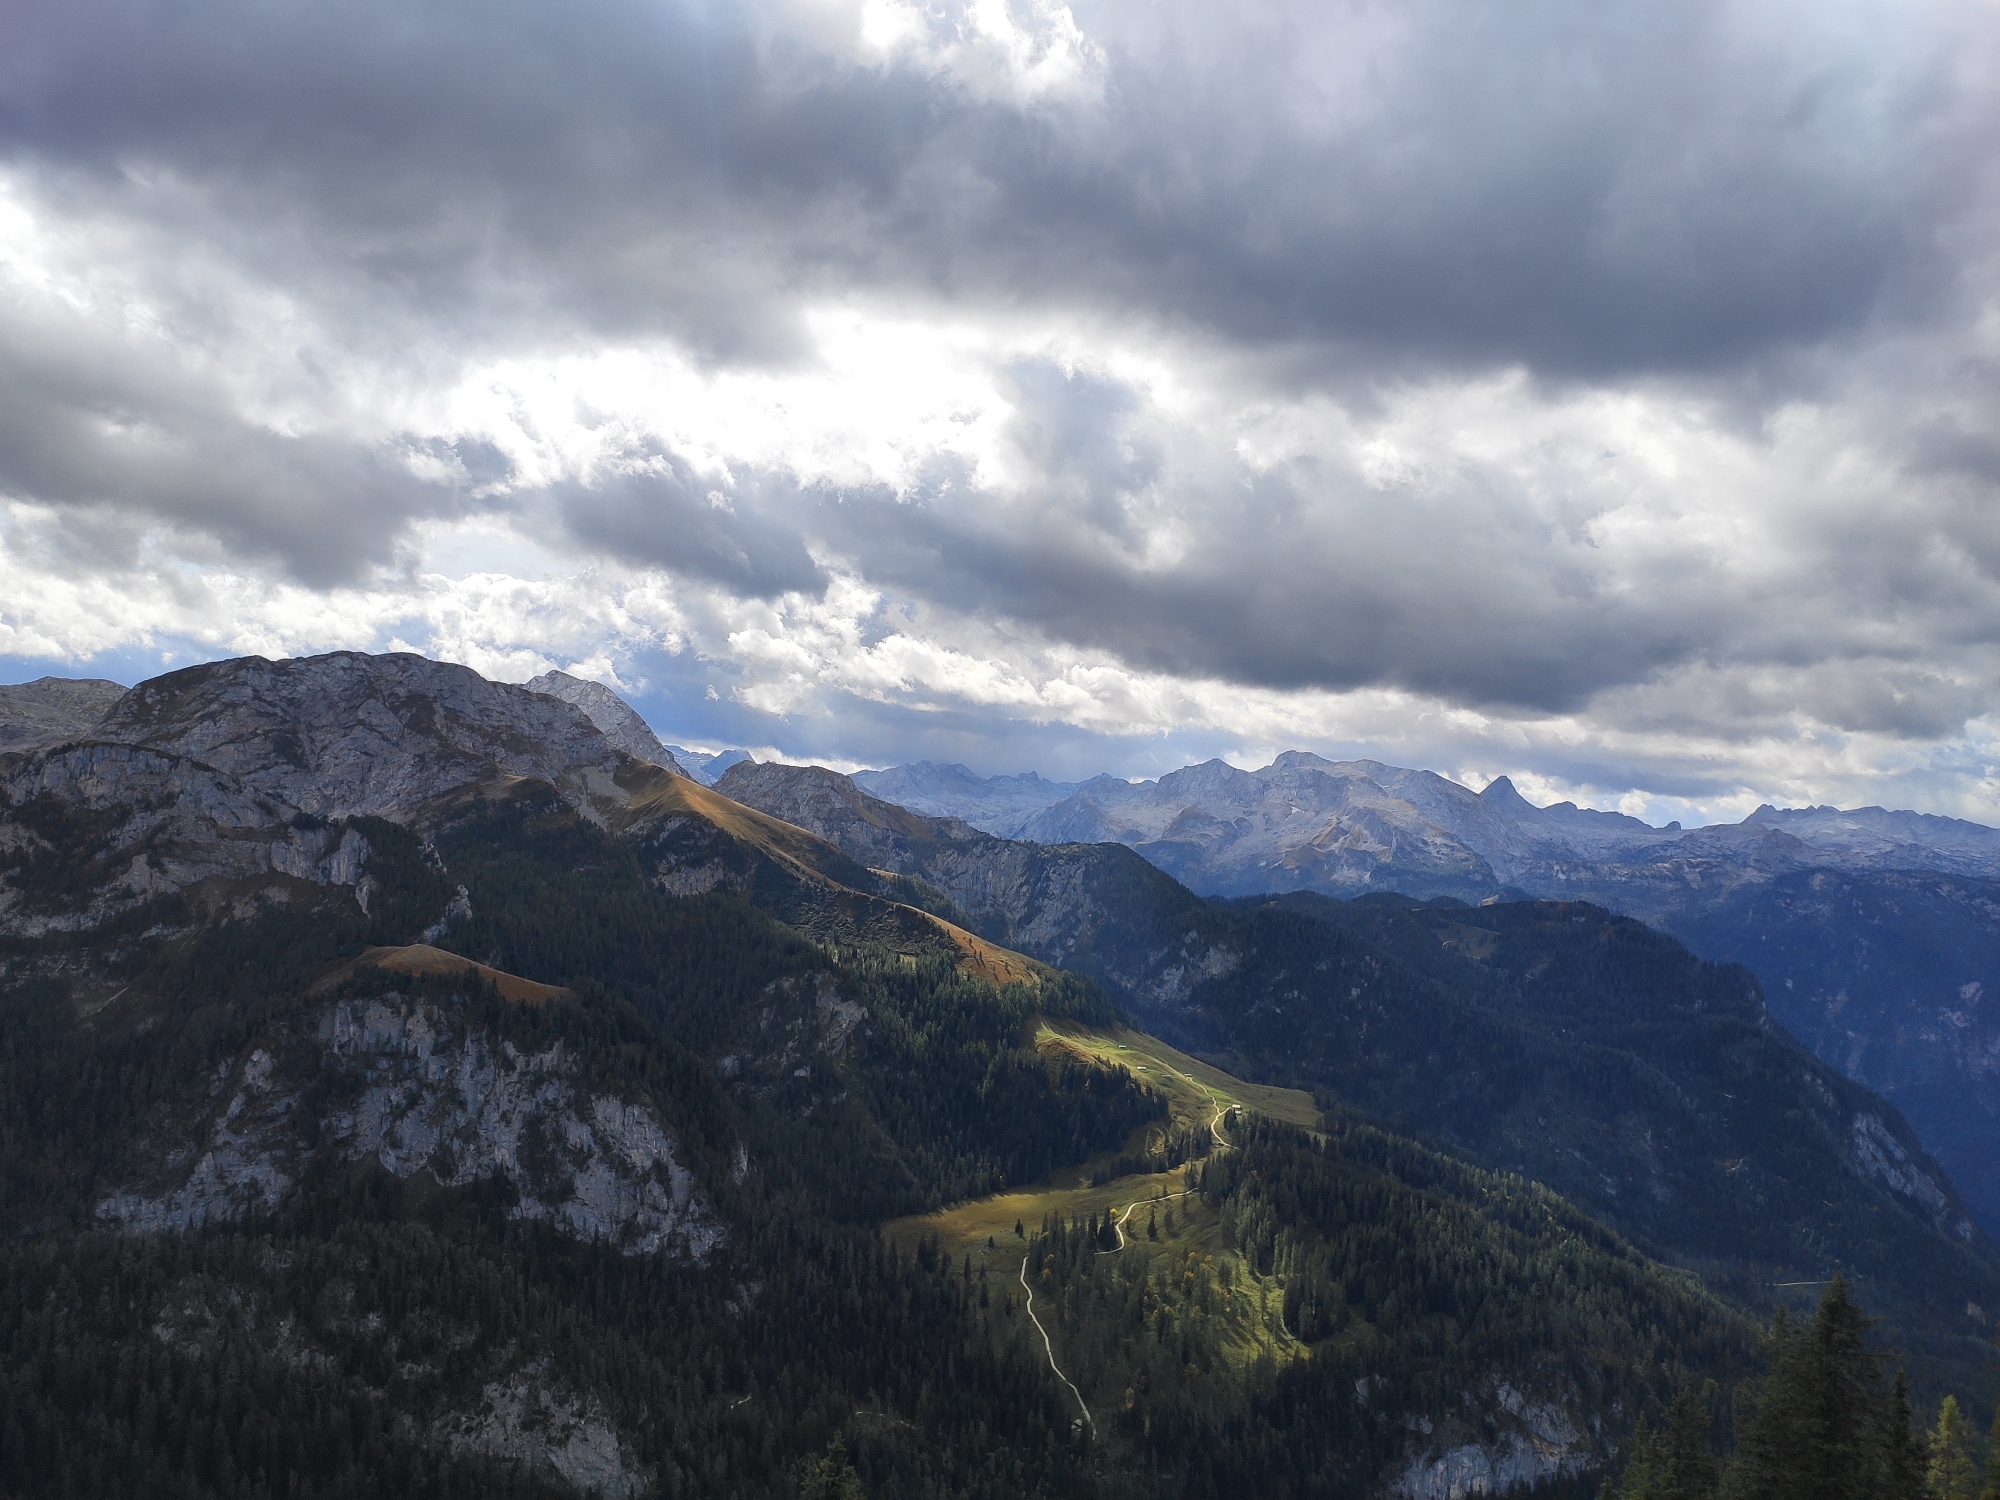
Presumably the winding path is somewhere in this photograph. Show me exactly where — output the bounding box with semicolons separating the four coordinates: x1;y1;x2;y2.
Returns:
1093;1064;1305;1354
1019;1255;1095;1436
1017;1053;1288;1432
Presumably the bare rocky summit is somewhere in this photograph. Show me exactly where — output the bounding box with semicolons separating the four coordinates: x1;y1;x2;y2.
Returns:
0;651;675;942
524;669;689;777
98;652;631;821
0;676;127;752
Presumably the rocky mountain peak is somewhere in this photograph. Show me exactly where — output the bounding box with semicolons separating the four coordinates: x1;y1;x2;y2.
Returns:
523;670;688;778
0;675;128;753
92;651;626;821
1477;774;1535;813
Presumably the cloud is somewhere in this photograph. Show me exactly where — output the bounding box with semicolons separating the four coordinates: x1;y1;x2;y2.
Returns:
1;0;1998;822
8;0;1990;372
556;461;829;600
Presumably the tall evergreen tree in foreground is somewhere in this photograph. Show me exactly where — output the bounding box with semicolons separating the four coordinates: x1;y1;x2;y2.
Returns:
1612;1277;1947;1500
1929;1395;1980;1500
1610;1381;1722;1500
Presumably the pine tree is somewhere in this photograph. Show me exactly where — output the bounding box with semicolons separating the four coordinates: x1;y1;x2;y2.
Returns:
1929;1395;1979;1500
1878;1369;1927;1500
797;1434;865;1500
1723;1278;1882;1500
1982;1401;2000;1500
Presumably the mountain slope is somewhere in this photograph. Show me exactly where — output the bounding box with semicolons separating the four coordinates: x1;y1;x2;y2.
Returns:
8;652;1996;1497
0;707;1157;1495
714;760;1247;1008
712;761;2000;1401
858;754;2000;1238
1671;869;2000;1236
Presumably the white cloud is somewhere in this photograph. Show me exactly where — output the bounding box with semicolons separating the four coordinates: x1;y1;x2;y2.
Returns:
4;0;2000;825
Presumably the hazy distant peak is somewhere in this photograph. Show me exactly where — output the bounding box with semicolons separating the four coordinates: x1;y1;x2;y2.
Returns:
851;760;1084;835
1477;775;1534;811
666;746;753;785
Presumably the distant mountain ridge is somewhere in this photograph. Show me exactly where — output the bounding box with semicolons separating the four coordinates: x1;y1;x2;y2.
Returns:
856;751;2000;1236
860;751;2000;908
852;761;1086;829
709;758;2000;1350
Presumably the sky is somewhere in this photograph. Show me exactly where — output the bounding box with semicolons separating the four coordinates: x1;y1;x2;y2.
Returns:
2;0;1998;826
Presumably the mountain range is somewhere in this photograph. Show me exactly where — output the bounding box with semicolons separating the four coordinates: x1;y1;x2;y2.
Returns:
4;653;1998;1498
854;754;2000;1236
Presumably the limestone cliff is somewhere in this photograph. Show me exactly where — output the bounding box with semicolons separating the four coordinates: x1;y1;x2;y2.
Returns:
99;985;726;1261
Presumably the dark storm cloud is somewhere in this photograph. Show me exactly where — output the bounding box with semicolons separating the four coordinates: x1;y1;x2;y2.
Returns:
3;0;1996;769
803;361;1704;715
4;0;1985;376
0;310;468;584
556;461;828;600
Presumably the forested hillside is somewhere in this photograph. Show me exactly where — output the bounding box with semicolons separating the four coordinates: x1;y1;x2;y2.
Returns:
707;762;2000;1405
3;655;1993;1497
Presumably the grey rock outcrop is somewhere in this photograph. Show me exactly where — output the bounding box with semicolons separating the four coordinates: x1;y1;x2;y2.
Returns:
1391;1381;1596;1499
0;675;127;753
440;1368;650;1498
100;988;726;1260
0;741;375;936
98;652;630;822
524;670;689;777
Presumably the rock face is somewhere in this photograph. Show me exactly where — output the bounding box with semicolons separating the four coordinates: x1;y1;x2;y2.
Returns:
1391;1382;1596;1499
440;1368;649;1498
99;987;725;1260
523;670;689;777
0;675;127;752
0;652;667;941
97;652;628;822
0;740;376;937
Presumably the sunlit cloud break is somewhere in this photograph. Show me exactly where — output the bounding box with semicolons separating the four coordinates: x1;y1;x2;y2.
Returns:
3;0;1998;824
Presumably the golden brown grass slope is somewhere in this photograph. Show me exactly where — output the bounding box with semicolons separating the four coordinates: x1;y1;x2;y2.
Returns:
312;943;568;1003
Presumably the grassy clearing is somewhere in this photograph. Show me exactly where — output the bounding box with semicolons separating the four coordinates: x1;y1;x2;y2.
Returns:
882;1019;1321;1383
310;943;568;1003
1031;1019;1321;1136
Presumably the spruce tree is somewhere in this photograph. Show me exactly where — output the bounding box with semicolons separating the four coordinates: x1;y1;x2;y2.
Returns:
1877;1369;1927;1500
797;1434;865;1500
1929;1395;1979;1500
1615;1384;1719;1500
1723;1278;1882;1500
